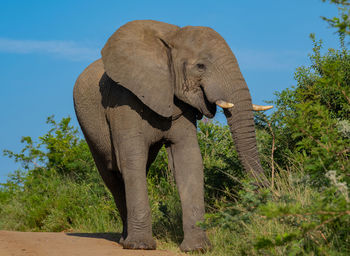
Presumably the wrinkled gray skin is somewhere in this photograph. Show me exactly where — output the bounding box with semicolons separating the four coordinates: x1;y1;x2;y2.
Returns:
73;20;267;252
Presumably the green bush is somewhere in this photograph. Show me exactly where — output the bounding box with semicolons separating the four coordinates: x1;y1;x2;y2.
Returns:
256;36;350;185
0;117;120;232
197;119;243;202
202;36;350;255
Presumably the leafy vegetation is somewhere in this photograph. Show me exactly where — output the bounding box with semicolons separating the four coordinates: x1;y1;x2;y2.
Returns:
0;117;120;233
321;0;350;37
205;35;350;255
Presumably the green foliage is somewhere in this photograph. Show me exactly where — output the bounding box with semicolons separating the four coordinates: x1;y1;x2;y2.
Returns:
256;37;350;186
0;171;120;232
0;116;120;232
147;146;169;182
202;36;350;255
200;169;350;255
197;119;243;201
321;0;350;37
3;116;97;182
200;181;271;232
195;18;350;254
255;170;350;255
148;176;183;243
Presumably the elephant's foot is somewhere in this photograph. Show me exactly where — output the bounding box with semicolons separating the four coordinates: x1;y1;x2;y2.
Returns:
122;234;156;250
180;232;212;253
118;228;127;245
119;236;125;245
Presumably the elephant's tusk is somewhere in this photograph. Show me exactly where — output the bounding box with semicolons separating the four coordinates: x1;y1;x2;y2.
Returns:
252;104;273;111
216;100;234;108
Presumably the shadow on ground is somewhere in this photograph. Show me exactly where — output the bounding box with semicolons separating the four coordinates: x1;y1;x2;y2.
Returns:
66;232;122;243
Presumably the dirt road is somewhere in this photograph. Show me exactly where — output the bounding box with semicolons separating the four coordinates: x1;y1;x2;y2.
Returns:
0;231;182;256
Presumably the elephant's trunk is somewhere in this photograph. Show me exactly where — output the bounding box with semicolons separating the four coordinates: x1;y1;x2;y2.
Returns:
219;69;267;184
201;48;268;184
224;96;265;181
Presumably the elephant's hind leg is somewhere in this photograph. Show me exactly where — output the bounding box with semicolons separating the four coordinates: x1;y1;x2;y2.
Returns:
88;146;128;244
76;114;128;243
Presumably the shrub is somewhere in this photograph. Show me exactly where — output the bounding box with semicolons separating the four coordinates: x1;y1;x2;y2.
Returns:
0;117;120;232
256;36;350;185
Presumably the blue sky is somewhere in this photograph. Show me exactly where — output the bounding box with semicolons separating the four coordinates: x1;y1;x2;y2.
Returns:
0;0;341;182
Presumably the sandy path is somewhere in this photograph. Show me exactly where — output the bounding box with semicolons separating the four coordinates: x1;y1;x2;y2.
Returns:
0;231;182;256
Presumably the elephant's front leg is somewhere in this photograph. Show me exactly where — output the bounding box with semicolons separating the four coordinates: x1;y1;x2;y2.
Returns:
167;135;212;252
113;130;156;250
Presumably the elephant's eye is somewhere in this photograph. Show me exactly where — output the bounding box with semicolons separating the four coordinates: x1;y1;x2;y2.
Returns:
196;63;206;70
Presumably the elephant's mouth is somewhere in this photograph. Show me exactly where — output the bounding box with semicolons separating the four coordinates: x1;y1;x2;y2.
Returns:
199;85;216;118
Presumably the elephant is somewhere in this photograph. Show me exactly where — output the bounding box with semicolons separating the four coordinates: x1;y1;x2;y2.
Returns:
73;20;272;252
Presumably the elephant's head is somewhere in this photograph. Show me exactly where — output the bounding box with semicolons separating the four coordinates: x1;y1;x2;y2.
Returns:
101;20;271;183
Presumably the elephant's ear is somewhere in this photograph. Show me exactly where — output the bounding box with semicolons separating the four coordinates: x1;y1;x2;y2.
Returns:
101;20;179;117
